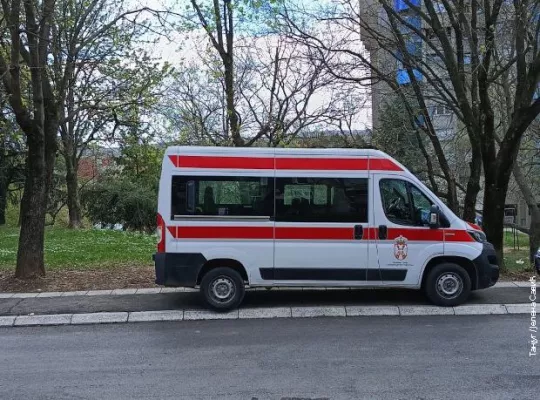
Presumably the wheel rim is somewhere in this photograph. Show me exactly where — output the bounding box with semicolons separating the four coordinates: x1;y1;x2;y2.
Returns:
209;276;236;304
436;272;463;299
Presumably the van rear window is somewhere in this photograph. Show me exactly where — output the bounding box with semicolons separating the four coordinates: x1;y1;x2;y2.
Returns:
171;176;274;218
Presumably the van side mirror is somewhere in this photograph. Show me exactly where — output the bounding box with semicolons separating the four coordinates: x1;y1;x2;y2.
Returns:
429;205;440;229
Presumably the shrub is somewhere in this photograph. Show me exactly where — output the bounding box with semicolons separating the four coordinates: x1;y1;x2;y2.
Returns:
82;178;157;233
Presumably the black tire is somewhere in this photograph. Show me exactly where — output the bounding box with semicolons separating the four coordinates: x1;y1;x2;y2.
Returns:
424;263;472;306
200;267;245;311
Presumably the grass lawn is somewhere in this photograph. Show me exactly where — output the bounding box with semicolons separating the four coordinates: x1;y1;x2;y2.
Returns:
0;225;155;270
502;228;534;277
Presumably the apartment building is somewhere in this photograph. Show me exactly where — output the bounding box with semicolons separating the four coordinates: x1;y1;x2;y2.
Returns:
359;0;539;228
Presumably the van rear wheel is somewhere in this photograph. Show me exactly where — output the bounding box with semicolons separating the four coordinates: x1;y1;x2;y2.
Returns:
200;267;245;311
424;263;471;306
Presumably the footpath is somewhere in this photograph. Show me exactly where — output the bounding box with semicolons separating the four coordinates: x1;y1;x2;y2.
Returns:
0;281;534;327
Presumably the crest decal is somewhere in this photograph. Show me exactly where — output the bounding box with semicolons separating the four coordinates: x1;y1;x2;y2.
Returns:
394;235;408;260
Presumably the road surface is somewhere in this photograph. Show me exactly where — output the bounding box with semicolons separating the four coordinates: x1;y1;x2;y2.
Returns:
0;315;537;399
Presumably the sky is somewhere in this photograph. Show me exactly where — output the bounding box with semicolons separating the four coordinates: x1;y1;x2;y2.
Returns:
134;0;372;130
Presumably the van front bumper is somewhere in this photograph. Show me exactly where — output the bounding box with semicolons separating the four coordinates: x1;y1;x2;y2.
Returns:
472;242;500;290
153;253;207;287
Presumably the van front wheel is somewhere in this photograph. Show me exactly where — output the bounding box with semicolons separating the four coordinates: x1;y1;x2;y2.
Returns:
200;267;245;311
424;263;471;306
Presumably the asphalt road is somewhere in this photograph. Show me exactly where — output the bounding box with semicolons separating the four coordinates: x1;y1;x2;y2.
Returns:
0;286;530;316
0;315;537;399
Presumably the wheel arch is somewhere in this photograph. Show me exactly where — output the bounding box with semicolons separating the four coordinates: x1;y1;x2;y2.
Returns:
197;258;249;285
421;256;478;290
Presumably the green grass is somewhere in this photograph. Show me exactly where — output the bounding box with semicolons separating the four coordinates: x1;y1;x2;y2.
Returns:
503;228;530;249
0;225;156;270
502;229;533;274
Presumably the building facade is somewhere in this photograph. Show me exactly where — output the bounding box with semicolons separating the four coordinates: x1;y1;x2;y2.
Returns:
359;0;539;228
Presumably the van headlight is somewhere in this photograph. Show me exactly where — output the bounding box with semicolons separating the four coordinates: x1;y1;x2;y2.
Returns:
468;230;487;243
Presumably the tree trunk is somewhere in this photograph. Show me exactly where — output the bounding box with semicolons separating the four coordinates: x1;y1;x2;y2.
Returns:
512;162;540;265
483;161;511;270
224;59;243;146
462;150;482;223
0;176;6;226
482;182;507;269
15;134;47;278
0;139;6;226
64;154;82;228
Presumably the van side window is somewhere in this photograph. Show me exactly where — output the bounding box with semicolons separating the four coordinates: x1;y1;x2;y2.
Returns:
380;179;444;227
171;176;274;218
275;178;368;223
409;185;433;226
380;179;413;225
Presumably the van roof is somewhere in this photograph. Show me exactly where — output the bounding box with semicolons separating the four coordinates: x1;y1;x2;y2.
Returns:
165;146;391;159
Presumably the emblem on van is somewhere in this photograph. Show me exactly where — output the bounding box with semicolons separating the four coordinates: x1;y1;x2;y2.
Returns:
394;235;408;260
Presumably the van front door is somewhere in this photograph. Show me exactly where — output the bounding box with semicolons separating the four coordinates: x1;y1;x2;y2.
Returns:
373;176;445;286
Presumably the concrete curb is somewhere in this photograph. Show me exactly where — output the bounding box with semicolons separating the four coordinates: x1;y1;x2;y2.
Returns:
0;281;533;299
0;303;532;328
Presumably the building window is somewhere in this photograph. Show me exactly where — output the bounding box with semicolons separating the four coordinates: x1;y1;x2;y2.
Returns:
432;104;452;115
275;177;369;223
436;129;454;140
171;176;274;218
394;0;420;12
396;68;423;85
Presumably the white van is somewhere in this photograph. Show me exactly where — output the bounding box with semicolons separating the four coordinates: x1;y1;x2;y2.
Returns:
154;146;499;310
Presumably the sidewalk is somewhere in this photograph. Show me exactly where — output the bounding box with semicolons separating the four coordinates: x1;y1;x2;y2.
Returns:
0;282;534;327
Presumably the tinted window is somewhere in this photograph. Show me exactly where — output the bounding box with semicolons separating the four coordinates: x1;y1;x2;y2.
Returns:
410;184;434;226
171;176;274;218
380;179;413;225
275;178;368;223
380;179;444;227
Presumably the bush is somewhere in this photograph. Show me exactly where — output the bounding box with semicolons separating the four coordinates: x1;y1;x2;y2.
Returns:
82;178;157;233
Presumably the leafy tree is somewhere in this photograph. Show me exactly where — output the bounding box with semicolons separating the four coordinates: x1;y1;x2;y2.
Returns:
53;0;171;229
81;139;163;233
0;0;167;277
0;108;25;226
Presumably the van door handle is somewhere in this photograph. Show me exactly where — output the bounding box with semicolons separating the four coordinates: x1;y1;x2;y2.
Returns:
379;225;388;240
354;225;363;240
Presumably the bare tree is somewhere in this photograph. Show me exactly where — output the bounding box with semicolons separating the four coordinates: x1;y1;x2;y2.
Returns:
237;35;365;146
188;0;243;145
167;32;369;147
281;0;540;262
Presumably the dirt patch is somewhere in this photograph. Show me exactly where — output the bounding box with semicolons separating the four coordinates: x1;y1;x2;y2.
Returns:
0;265;158;293
0;266;536;293
502;269;537;281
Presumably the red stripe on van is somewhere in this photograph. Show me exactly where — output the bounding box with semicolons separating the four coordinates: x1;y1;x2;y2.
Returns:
168;225;475;242
175;226;274;239
369;158;403;171
386;228;445;241
275;158;371;170
275;227;353;240
466;222;483;231
168;155;402;171
170;155;274;169
446;229;476;242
